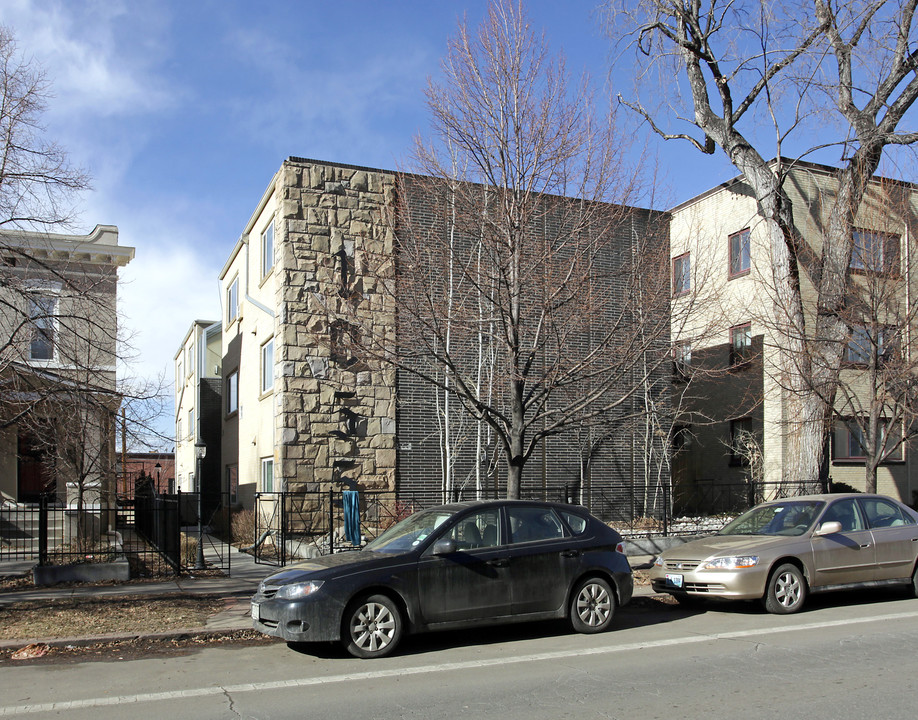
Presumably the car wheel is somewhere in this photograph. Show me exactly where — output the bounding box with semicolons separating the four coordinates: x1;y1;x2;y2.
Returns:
342;594;403;659
570;577;616;633
763;563;806;614
910;562;918;599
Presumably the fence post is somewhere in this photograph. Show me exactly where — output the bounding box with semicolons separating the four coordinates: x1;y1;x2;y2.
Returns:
663;482;669;537
328;488;335;554
38;494;48;566
280;491;287;566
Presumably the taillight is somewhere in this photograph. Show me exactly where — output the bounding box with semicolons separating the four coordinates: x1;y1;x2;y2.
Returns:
616;542;625;555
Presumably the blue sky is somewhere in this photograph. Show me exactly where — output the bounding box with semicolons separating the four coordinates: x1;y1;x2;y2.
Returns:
4;0;746;447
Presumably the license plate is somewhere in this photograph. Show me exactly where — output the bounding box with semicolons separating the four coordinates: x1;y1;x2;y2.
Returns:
251;602;260;621
665;573;684;589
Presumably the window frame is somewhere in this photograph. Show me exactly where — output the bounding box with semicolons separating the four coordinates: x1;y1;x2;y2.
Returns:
833;420;904;463
261;220;275;279
260;337;274;394
28;294;58;362
261;457;274;493
729;417;754;466
729;322;753;366
673;340;692;378
728;228;751;278
226;369;239;416
851;228;900;275
672;252;691;297
226;277;239;326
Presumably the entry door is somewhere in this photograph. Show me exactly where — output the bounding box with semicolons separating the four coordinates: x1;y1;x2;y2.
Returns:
416;508;510;624
17;434;52;502
812;498;877;587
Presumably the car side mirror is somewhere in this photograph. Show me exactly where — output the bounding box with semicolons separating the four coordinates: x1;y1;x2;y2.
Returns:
814;521;842;536
432;538;457;555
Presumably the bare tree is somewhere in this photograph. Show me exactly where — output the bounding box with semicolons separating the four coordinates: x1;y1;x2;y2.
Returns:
341;1;672;500
613;0;918;492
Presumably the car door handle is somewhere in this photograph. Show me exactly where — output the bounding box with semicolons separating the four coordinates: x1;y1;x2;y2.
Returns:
561;550;582;558
860;543;871;549
487;559;508;568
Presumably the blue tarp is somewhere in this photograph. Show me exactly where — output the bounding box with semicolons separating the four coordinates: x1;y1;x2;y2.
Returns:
343;490;361;546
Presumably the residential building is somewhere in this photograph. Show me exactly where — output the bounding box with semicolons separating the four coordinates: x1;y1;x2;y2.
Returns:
0;225;134;513
181;157;669;515
669;162;918;510
174;321;222;506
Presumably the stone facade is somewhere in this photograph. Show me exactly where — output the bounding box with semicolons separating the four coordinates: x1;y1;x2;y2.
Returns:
275;159;398;494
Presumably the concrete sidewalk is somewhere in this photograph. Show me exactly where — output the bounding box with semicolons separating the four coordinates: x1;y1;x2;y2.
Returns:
0;548;661;651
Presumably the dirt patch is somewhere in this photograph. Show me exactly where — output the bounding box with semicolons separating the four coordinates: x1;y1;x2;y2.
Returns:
0;593;226;641
0;630;279;665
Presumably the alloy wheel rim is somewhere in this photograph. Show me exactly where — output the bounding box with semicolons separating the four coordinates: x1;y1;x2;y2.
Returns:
352;602;396;652
775;572;801;607
577;583;611;626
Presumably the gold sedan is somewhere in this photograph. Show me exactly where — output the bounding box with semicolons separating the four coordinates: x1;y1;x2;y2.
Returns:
649;493;918;613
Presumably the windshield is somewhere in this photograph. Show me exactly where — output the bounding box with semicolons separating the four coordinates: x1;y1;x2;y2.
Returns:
364;510;455;554
717;500;825;537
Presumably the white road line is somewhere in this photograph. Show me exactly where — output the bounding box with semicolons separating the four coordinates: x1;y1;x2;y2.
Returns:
4;609;918;716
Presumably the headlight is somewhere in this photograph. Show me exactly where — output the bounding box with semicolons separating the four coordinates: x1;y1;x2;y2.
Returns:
653;555;664;567
701;556;758;570
275;580;325;600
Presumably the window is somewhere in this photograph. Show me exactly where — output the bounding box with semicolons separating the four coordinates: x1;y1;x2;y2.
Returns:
507;506;565;544
672;424;693;453
845;326;892;365
227;465;238;504
821;499;866;533
673;341;691;378
176;418;183;443
261;221;274;278
730;418;754;465
860;496;914;528
29;295;57;361
730;323;752;365
833;420;904;462
261;458;274;493
851;229;899;274
226;370;239;415
672;253;690;296
260;337;274;393
444;509;501;550
188;409;195;440
729;228;751;277
186;343;194;376
226;277;239;325
176;358;183;390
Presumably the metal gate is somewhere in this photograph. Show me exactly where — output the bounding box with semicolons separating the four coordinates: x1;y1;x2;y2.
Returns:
252;490;412;566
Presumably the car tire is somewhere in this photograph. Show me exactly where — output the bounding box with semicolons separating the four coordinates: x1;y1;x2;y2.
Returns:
342;594;403;659
570;577;616;633
909;563;918;599
763;563;806;614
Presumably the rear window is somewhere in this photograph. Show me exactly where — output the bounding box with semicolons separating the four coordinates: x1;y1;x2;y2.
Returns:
560;510;588;535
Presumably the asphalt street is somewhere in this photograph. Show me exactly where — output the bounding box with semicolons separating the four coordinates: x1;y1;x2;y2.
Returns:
2;588;917;720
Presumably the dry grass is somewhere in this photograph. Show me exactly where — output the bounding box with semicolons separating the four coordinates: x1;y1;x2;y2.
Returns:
0;593;226;641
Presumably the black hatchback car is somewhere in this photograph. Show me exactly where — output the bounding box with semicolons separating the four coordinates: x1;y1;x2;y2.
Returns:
250;500;633;658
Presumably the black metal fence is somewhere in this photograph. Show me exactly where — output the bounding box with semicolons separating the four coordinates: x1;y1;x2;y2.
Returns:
252;490;412;566
0;488;232;577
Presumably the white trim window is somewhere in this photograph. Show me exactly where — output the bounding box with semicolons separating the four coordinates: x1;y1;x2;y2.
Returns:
261;220;274;278
226;277;239;325
188;409;195;440
260;337;274;394
261;457;274;493
28;295;57;361
226;370;239;415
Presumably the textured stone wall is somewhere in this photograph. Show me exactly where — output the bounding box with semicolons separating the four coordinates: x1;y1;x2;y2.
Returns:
275;159;398;493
